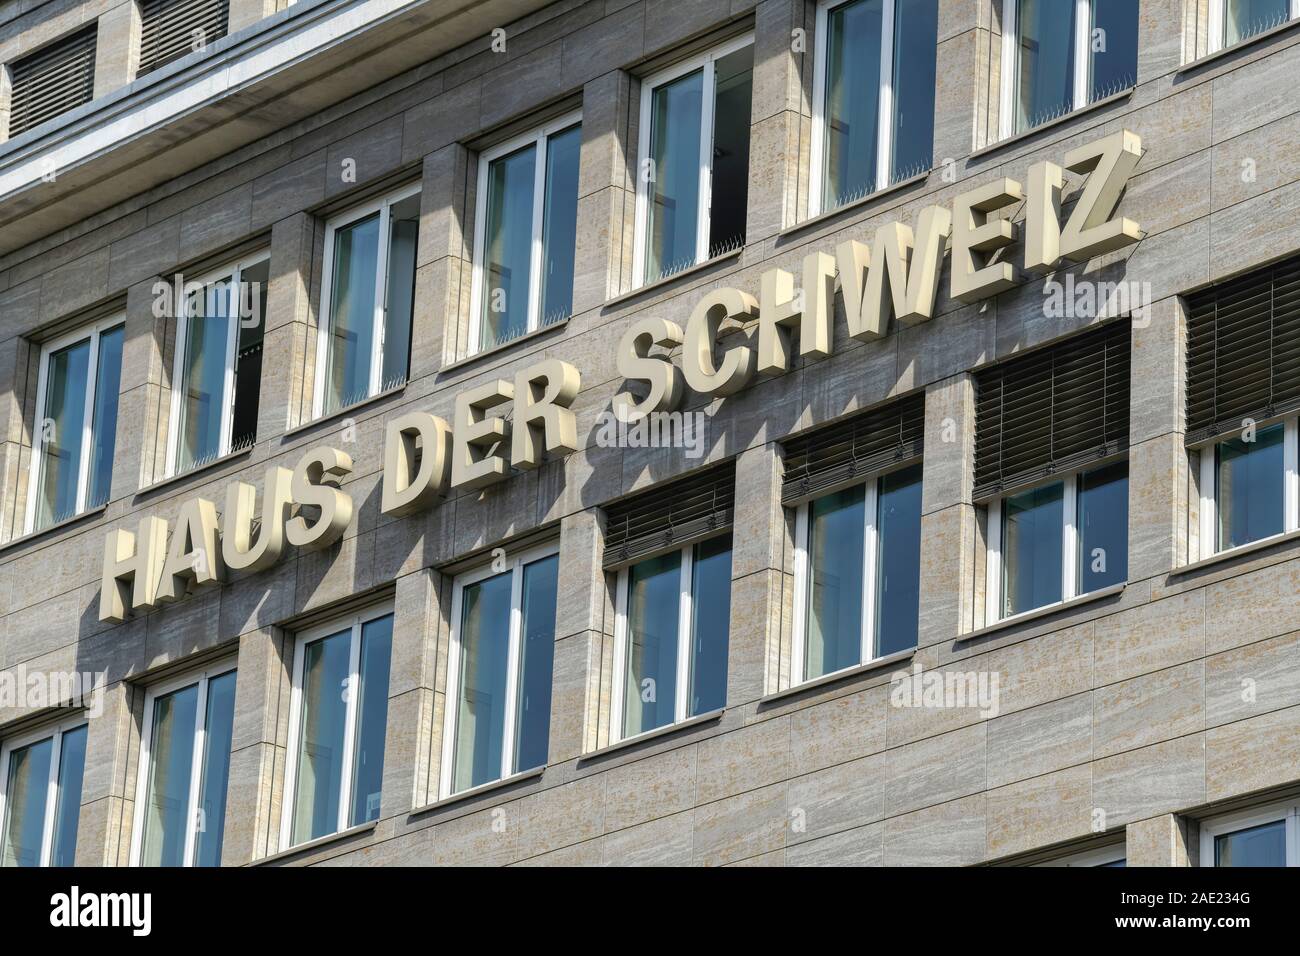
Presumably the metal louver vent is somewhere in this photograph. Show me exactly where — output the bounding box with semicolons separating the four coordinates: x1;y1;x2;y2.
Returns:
138;0;230;76
602;464;735;569
781;393;925;506
1185;255;1300;444
974;320;1131;499
9;26;97;137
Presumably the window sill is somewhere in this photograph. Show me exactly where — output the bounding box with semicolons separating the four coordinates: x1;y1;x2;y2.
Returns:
968;87;1135;162
255;819;377;865
1175;18;1300;76
281;383;407;439
1171;528;1300;578
962;582;1126;642
134;446;254;499
576;708;725;763
758;648;915;707
439;319;570;376
0;504;109;555
407;765;546;816
778;171;930;241
602;249;744;311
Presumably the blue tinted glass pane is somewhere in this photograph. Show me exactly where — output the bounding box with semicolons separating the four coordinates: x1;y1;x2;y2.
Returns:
1089;0;1137;100
807;485;866;679
647;69;703;282
1078;461;1128;593
193;671;236;867
382;194;420;391
49;725;87;867
1;737;52;866
1003;481;1064;616
454;572;513;792
1015;0;1076;132
891;0;938;182
624;551;682;736
824;0;883;208
35;339;90;530
1215;819;1286;866
480;144;537;350
177;283;231;473
1226;0;1289;45
292;630;351;844
540;126;581;327
324;213;380;413
350;615;393;826
141;684;199;867
514;556;558;773
87;325;123;510
876;464;922;656
689;537;732;716
1217;424;1284;550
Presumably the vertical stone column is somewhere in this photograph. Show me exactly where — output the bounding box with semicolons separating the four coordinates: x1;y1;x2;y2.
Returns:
117;277;170;497
413;143;472;372
93;1;142;100
553;508;611;759
936;0;1001;158
228;0;275;34
0;68;12;145
573;70;636;308
74;680;139;866
1127;813;1198;866
728;442;787;704
259;212;319;436
0;334;34;541
746;0;808;240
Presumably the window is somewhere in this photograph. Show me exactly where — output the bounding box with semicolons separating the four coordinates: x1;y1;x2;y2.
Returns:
26;319;125;533
999;0;1137;137
138;0;230;76
469;113;582;354
810;0;938;216
0;718;88;867
611;536;732;740
1199;420;1299;554
315;185;420;417
1201;801;1300;866
633;35;753;287
7;26;96;138
441;546;559;796
167;253;267;476
130;662;237;867
1208;0;1299;53
282;604;393;848
1038;844;1126;866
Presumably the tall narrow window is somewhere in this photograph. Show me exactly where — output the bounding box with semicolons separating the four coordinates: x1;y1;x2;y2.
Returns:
316;186;420;417
634;36;753;287
283;605;393;848
1000;0;1137;137
168;253;268;476
27;319;124;533
470;114;582;354
442;546;559;796
131;663;237;867
1201;802;1300;866
0;719;88;867
1209;0;1297;52
811;0;938;216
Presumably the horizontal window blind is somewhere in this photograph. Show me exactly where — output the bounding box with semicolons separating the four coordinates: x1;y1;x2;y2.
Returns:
974;320;1130;499
1186;255;1300;444
781;393;925;505
8;26;97;137
139;0;230;76
602;464;734;568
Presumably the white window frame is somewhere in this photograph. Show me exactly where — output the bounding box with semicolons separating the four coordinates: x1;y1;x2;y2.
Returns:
1196;416;1300;560
631;32;755;289
1199;800;1300;866
24;316;125;534
128;658;237;867
280;599;395;850
1207;0;1300;55
312;182;421;419
467;110;582;356
0;715;89;867
439;541;560;799
165;251;269;478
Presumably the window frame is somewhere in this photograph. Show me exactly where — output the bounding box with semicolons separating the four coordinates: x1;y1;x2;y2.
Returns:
789;461;920;687
439;541;560;799
165;250;269;478
128;658;237;867
631;32;755;290
279;599;395;850
1199;800;1300;866
1207;0;1300;55
24;315;125;534
312;182;421;419
0;714;89;867
1196;416;1300;559
467;110;583;356
1037;843;1126;866
983;455;1128;626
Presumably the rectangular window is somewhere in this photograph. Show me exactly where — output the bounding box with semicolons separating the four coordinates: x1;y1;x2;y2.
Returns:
168;253;268;476
138;0;230;76
283;604;393;848
810;0;938;216
793;462;922;683
8;26;97;138
315;185;420;417
0;719;88;867
986;460;1129;621
130;662;237;867
1198;419;1299;555
634;35;753;287
999;0;1137;137
27;319;125;533
470;113;582;354
612;536;732;741
1208;0;1298;53
1201;802;1300;866
442;546;559;796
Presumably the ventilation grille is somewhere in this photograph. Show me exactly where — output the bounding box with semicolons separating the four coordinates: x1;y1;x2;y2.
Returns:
8;26;97;137
602;464;734;568
139;0;230;76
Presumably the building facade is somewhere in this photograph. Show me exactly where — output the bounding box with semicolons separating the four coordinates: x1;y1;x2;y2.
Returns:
0;0;1298;867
